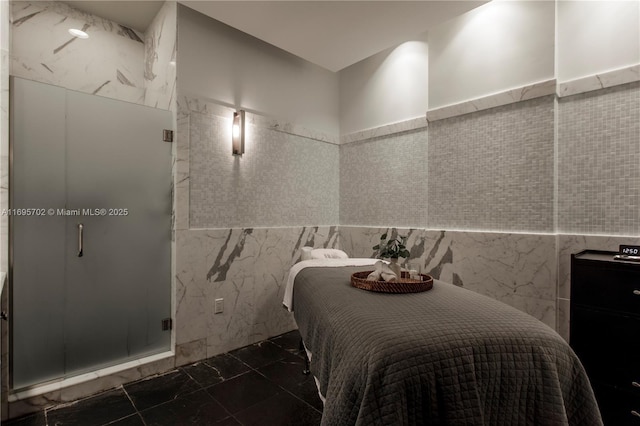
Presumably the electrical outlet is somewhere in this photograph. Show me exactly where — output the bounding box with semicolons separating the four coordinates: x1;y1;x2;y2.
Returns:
214;298;224;314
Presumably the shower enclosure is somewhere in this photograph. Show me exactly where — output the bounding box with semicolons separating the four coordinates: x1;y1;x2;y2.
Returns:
10;77;172;390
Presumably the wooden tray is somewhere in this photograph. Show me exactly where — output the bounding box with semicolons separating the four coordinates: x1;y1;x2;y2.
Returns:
351;271;433;293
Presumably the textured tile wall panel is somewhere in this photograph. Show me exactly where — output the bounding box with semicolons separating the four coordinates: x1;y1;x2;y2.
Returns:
428;96;555;232
557;82;640;235
339;226;557;329
339;129;428;227
189;113;339;228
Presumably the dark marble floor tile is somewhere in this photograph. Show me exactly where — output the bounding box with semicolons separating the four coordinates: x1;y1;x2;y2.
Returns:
258;357;311;391
269;330;303;356
206;371;282;414
204;353;251;380
181;361;224;387
257;351;323;411
2;411;46;426
214;416;242;425
7;334;326;426
139;389;229;426
234;391;322;426
124;369;200;411
46;388;136;426
292;378;324;412
258;356;323;411
105;413;145;425
230;341;300;369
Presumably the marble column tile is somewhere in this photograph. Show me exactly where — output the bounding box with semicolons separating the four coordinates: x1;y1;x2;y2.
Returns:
558;64;640;98
557;234;640;299
557;298;570;343
174;116;189;231
175;338;207;367
143;1;176;111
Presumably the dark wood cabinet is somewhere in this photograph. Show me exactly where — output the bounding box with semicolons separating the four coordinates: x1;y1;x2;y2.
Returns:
571;250;640;425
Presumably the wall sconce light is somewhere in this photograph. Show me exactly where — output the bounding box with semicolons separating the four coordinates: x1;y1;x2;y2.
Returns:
232;110;245;156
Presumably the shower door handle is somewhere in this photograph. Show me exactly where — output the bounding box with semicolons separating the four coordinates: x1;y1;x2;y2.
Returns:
78;223;84;257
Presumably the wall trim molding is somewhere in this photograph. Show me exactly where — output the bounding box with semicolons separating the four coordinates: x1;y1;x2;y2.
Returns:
340;116;428;145
426;79;557;122
177;94;339;145
425;66;640;123
557;64;640;98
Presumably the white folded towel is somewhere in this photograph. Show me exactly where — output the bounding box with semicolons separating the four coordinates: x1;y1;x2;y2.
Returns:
366;260;398;282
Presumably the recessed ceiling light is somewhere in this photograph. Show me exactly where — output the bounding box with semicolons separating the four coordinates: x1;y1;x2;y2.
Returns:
68;28;89;39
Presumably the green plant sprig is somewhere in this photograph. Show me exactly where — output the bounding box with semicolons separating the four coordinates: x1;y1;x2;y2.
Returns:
372;233;410;259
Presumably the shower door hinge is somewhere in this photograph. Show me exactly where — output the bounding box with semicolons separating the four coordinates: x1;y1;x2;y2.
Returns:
163;129;174;143
161;318;173;331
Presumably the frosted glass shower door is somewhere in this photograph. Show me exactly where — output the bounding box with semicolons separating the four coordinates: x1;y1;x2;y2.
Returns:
11;78;172;389
62;90;172;376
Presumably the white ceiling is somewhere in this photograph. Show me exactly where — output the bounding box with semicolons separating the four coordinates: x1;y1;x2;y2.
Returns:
182;1;487;72
65;1;488;72
64;1;165;33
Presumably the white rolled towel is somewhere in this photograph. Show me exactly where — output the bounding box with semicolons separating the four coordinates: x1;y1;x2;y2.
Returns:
380;263;398;282
366;261;398;282
367;261;384;281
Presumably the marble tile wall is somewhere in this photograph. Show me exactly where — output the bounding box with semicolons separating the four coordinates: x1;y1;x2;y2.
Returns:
143;1;176;111
10;1;146;104
175;226;339;360
428;95;555;232
173;95;341;362
188;111;339;228
339;129;428;227
557;82;640;235
340;226;557;329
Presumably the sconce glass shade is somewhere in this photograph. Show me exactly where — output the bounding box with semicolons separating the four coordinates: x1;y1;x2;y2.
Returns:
232;110;245;156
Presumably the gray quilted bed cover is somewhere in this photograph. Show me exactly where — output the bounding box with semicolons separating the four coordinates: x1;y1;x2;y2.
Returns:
292;266;602;426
